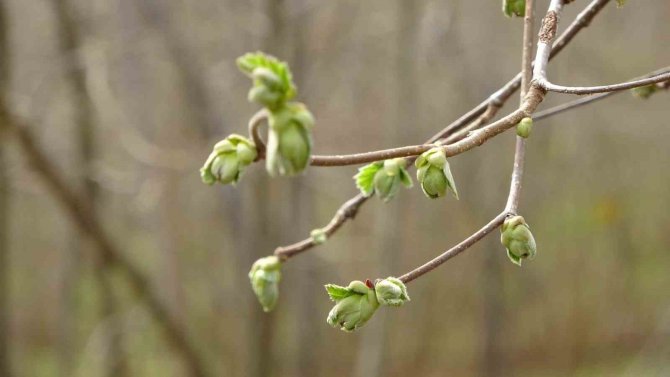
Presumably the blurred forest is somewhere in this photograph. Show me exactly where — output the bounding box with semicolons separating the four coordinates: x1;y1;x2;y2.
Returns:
0;0;669;376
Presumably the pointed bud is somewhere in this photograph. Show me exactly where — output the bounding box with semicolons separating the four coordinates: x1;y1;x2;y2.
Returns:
249;256;282;312
500;215;537;266
325;281;380;332
200;134;257;185
266;104;314;176
374;277;410;307
516;117;533;139
415;147;458;199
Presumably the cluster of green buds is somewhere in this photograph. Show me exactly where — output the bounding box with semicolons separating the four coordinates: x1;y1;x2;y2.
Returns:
238;52;314;177
516;117;533;139
325;277;409;332
503;0;525;17
249;256;282;312
415;147;458;199
354;158;413;202
500;215;537;266
200;134;257;185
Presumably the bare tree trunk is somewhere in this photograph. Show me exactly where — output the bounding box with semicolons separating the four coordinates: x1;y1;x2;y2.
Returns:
51;1;126;376
0;2;11;376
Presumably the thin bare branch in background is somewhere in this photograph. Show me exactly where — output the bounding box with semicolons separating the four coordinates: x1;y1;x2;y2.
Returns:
51;1;127;375
0;3;11;375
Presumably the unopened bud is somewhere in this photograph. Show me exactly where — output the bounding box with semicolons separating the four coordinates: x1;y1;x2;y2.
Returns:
374;277;410;307
500;215;537;266
415;148;458;199
200;135;257;185
516;117;533;139
249;256;282;312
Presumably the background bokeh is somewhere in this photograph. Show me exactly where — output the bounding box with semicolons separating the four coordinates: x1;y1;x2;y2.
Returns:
1;0;669;376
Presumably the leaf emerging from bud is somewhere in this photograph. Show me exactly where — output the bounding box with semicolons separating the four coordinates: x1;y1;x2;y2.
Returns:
249;256;282;312
354;158;413;202
415;148;458;199
237;52;296;109
200;134;257;185
325;281;380;332
374;277;410;307
516;117;533;139
500;215;537;266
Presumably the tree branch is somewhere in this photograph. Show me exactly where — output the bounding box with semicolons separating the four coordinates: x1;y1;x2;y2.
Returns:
396;0;565;284
273;0;611;261
0;108;209;377
538;71;670;95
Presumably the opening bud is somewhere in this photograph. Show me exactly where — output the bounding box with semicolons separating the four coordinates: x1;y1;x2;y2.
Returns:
249;256;282;312
415;147;458;199
200;134;257;185
325;281;380;332
500;215;537;266
374;277;410;307
265;104;314;176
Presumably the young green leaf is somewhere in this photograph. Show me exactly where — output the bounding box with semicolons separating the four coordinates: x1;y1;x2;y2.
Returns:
354;162;384;196
325;284;355;301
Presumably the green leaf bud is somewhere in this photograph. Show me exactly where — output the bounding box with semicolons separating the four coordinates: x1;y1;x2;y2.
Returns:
415;147;458;199
249;256;282;312
237;52;297;108
374;277;410;307
631;84;658;99
325;280;380;332
265;104;314;176
200;134;257;185
500;215;537;266
310;228;327;245
516;117;533;139
503;0;525;17
370;158;413;202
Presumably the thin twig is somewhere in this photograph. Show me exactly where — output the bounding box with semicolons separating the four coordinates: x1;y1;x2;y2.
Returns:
398;0;565;284
274;0;611;260
538;72;670;95
248;109;268;160
506;0;536;214
0;108;209;377
399;213;508;284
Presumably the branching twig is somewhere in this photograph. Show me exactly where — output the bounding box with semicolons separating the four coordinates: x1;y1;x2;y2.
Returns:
538;72;670;95
273;0;611;261
397;0;564;283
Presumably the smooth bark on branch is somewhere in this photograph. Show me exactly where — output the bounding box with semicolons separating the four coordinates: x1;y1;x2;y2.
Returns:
538;72;670;95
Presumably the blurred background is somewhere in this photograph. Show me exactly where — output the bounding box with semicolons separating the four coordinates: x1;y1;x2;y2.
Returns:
0;0;669;376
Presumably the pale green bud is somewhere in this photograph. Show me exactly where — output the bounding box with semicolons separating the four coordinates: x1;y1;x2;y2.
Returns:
325;280;379;332
631;84;658;99
415;148;458;199
249;256;282;312
265;104;314;176
369;158;413;202
374;277;410;307
248;85;283;109
500;215;537;266
516;117;533;139
310;228;327;245
200;134;257;185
